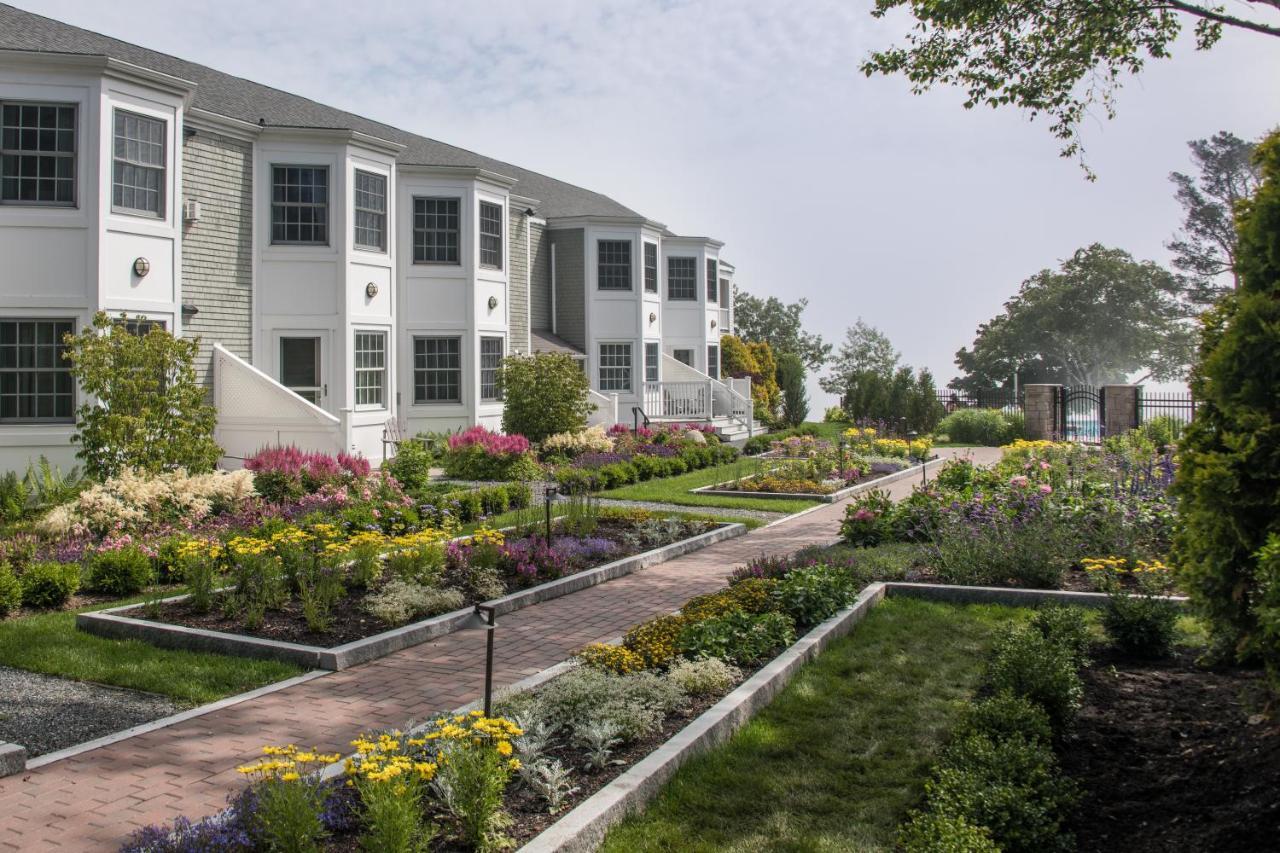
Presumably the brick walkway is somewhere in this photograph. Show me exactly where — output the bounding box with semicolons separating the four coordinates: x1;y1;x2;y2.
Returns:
0;448;995;851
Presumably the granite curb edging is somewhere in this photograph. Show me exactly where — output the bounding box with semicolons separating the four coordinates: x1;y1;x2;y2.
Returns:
517;579;1187;851
76;523;747;671
0;741;27;778
690;456;944;503
518;581;892;852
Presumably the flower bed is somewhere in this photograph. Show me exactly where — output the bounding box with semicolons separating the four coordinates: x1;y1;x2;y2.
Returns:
122;548;877;852
86;508;723;653
692;455;919;502
839;434;1177;590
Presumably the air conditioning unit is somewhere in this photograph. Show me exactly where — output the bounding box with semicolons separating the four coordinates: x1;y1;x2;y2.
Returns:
182;199;202;223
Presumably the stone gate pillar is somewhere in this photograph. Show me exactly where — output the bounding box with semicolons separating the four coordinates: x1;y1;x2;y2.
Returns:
1102;385;1140;438
1024;385;1061;440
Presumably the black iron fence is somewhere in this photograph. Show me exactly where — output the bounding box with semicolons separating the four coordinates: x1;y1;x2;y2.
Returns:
1138;389;1199;427
935;389;1024;413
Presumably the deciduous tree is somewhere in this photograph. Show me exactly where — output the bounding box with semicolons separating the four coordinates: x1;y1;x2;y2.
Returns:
731;287;831;370
862;1;1280;174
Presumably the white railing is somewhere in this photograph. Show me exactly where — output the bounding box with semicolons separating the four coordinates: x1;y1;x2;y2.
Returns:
212;344;345;468
586;388;620;428
644;380;713;419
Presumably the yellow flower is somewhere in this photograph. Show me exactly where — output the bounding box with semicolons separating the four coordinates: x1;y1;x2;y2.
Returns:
496;740;512;757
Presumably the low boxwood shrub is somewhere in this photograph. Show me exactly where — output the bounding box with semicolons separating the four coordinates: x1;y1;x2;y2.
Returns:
0;562;21;615
954;692;1055;747
899;811;999;853
20;560;81;608
1102;590;1179;658
1029;605;1093;669
925;733;1077;853
87;545;155;596
677;610;796;665
987;626;1084;732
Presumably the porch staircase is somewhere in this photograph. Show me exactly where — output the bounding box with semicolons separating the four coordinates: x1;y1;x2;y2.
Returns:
639;354;765;444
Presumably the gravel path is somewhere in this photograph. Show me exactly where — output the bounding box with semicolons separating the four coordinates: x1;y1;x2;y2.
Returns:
0;667;181;757
593;497;787;523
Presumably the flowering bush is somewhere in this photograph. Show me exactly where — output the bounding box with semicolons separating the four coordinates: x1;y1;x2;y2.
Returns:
577;642;646;674
245;446;370;503
39;468;256;537
442;426;542;481
540;426;614;459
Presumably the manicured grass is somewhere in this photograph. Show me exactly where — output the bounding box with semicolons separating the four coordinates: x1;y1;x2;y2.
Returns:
0;593;305;705
462;504;766;534
597;460;822;514
601;598;1028;852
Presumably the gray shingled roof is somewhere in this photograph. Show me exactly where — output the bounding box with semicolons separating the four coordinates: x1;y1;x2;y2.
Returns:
0;2;646;220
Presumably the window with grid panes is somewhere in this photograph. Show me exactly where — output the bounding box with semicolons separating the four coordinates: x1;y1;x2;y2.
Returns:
413;197;460;263
271;165;328;244
598;342;632;392
354;331;386;408
414;336;461;403
480;337;504;401
354;170;386;251
479;201;502;268
644;341;659;383
667;257;696;300
644;242;658;292
707;344;720;380
706;259;718;302
1;103;76;205
0;319;74;422
719;278;729;306
597;240;631;290
112;110;165;216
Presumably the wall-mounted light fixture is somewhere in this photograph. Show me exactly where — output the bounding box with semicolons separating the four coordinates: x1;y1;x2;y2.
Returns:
133;257;151;278
649;312;657;325
488;296;499;310
710;319;717;330
365;282;379;298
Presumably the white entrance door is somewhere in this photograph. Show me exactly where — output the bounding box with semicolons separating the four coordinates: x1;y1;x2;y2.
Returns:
279;334;326;406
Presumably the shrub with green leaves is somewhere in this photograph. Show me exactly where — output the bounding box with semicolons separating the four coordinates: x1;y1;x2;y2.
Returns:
935;408;1024;446
1102;589;1179;659
1173;132;1280;674
1029;606;1093;669
768;564;854;628
665;657;742;697
63;312;220;479
953;692;1055;747
498;666;687;742
899;811;1000;853
498;353;593;443
20;560;81;608
87;546;154;596
383;437;435;495
677;610;797;666
0;562;21;615
925;733;1077;853
987;625;1083;732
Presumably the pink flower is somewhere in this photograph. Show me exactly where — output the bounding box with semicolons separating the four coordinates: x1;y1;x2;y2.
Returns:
1039;484;1053;495
1039;461;1051;471
1009;475;1029;487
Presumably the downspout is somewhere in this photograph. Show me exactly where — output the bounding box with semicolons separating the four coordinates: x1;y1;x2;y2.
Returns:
525;213;533;354
550;242;558;337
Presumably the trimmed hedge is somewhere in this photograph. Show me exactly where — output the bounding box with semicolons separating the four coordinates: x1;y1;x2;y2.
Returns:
935;408;1025;446
552;444;738;493
416;481;534;526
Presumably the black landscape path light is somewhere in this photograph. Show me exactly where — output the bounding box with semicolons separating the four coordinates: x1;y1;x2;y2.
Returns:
543;485;559;541
462;603;498;716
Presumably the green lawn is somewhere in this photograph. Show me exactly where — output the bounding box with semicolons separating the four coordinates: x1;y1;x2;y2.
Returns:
463;504;767;534
0;592;305;706
601;597;1028;852
597;460;822;514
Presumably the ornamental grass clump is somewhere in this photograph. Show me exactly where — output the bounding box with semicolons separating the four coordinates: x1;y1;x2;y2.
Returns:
237;745;342;853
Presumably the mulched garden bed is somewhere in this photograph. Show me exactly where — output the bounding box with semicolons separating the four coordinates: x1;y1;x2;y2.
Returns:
141;518;716;647
700;468;898;496
1062;647;1280;853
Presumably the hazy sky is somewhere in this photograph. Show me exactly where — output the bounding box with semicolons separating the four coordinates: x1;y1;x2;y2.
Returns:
18;1;1280;403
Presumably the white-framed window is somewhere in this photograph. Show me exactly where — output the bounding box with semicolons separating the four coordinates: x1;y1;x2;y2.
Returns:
719;278;729;307
673;348;694;366
112;110;165;217
413;197;460;264
479;201;502;269
271;165;328;245
414;336;461;403
1;102;76;206
668;257;696;300
598;342;632;392
480;336;504;401
644;242;658;293
0;318;75;422
706;259;718;302
644;341;659;383
598;240;631;291
354;170;387;251
707;344;720;380
354;331;387;408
